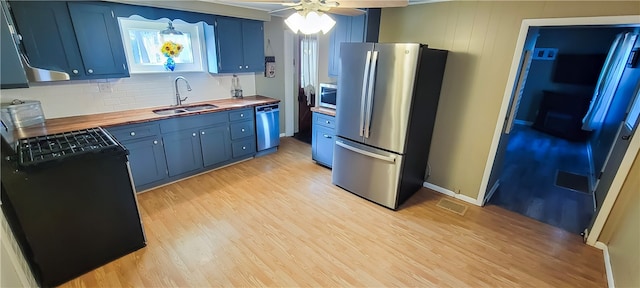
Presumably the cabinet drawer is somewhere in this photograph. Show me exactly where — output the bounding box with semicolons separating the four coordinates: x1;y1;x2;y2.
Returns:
314;113;335;129
229;109;252;122
231;139;255;158
160;112;227;133
107;122;160;141
230;120;255;140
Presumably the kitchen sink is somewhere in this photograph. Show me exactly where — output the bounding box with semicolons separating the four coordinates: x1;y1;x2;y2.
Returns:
152;104;217;115
183;104;217;111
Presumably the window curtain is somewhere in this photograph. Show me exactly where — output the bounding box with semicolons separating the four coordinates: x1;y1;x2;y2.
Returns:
582;32;638;131
300;35;318;105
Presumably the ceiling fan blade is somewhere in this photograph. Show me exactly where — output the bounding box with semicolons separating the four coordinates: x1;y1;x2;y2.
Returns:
328;8;365;16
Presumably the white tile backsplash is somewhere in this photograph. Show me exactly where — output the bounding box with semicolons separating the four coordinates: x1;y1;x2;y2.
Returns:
0;72;256;119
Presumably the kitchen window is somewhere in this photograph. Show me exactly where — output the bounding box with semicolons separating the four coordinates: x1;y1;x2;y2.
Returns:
118;17;206;73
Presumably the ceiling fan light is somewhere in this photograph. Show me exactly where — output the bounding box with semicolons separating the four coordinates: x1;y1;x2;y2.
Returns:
285;12;304;33
285;10;336;35
319;13;336;34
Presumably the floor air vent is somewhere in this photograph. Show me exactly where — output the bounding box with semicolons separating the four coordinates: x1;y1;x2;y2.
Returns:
436;198;468;216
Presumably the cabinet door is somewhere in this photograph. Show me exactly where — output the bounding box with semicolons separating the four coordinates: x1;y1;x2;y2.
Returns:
123;137;167;189
163;130;203;177
200;124;232;167
328;15;350;78
349;14;365;42
215;17;243;73
67;2;128;78
313;124;335;168
1;7;28;89
241;20;264;72
9;1;84;77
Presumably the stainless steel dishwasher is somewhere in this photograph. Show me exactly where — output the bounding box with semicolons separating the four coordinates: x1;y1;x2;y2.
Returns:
255;103;280;155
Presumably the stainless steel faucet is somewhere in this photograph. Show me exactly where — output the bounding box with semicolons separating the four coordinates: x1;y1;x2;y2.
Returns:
174;76;191;106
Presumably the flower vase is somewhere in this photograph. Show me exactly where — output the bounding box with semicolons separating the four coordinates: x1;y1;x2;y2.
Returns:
164;57;176;71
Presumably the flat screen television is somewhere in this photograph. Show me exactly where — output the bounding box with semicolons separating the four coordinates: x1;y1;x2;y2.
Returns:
552;54;607;86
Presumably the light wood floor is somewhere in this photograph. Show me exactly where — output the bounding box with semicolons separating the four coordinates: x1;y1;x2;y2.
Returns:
62;137;606;287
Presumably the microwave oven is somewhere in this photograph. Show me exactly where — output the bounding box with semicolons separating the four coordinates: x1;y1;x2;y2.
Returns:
319;83;337;109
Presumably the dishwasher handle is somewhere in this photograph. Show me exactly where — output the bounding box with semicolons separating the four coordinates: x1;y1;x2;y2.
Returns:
256;104;279;113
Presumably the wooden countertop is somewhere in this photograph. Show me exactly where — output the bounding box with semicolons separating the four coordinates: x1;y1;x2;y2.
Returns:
311;107;336;117
13;95;279;139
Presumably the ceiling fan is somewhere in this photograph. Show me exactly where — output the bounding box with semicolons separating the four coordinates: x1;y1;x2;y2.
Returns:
235;0;408;15
233;0;408;34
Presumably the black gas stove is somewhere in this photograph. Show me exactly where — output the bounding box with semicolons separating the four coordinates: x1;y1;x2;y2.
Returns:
1;127;145;287
16;127;122;166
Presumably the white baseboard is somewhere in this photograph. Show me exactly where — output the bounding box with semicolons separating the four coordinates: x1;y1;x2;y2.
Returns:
280;133;286;137
595;241;615;288
423;182;481;206
514;119;533;126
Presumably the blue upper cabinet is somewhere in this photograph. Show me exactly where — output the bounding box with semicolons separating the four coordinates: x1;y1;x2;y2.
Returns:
327;9;380;78
214;16;264;73
67;2;128;78
9;1;84;76
241;20;265;72
9;1;128;80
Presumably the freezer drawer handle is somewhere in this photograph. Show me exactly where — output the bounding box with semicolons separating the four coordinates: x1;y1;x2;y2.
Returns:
335;141;396;163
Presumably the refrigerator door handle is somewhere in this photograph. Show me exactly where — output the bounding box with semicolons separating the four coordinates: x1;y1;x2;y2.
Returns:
364;51;379;138
359;51;373;137
336;140;396;163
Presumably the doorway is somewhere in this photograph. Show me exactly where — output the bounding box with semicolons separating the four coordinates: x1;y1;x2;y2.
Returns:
486;26;638;234
478;16;640;245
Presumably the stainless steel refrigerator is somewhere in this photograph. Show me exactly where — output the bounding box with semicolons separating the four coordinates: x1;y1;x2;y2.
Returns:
332;43;448;210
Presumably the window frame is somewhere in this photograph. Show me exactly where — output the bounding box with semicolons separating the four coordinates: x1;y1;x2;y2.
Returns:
118;17;207;73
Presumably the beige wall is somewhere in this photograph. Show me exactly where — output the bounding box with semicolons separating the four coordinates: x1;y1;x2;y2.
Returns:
599;152;639;287
379;1;640;198
256;16;286;133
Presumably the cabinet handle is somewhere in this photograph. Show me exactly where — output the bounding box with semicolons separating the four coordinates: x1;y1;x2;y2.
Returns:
201;131;205;135
326;120;330;124
72;69;79;74
240;113;244;117
242;146;246;150
192;133;197;137
241;128;245;132
238;65;243;69
245;65;249;69
153;140;158;145
323;134;332;139
130;132;136;136
87;69;94;74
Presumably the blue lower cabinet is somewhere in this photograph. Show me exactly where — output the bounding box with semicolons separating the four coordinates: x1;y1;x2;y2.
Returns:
232;139;255;158
123;137;168;189
200;124;232;167
163;130;203;177
312;112;336;168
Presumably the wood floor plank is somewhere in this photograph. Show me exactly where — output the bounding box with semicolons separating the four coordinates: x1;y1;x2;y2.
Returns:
60;137;605;287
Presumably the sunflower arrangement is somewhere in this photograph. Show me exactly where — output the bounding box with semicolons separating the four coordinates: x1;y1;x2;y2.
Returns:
160;41;183;58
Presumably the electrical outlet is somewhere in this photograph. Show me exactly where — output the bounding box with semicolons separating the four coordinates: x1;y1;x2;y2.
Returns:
98;82;112;93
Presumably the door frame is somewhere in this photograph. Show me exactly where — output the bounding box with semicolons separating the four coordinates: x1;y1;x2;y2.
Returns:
476;15;640;246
